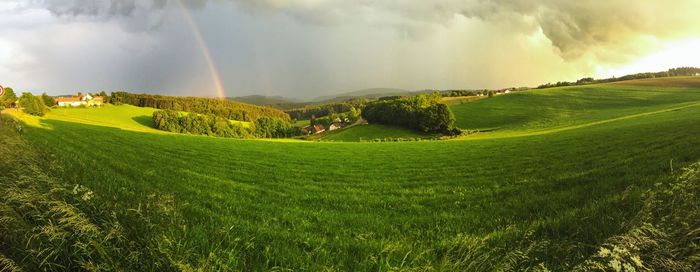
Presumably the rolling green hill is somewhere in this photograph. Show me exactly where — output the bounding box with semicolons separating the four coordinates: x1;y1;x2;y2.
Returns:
449;77;700;137
4;77;700;270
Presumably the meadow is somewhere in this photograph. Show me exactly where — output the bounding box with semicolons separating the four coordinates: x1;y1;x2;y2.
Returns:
3;77;700;270
316;124;431;142
449;78;700;137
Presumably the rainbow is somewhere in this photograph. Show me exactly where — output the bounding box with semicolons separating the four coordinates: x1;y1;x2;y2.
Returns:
176;0;227;100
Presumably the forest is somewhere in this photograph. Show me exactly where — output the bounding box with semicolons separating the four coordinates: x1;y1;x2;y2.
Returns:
152;110;299;139
112;92;290;122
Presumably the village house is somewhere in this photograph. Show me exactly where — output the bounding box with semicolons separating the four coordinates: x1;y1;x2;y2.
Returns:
315;124;326;133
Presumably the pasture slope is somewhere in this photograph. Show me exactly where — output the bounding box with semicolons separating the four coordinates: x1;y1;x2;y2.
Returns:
2;77;700;270
317;124;432;142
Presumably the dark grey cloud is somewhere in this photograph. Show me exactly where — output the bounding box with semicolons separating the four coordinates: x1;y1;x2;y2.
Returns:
2;0;699;98
186;0;700;62
26;0;700;61
29;0;163;17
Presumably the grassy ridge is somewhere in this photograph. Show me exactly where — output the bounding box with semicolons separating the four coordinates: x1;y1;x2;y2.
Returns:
449;82;700;136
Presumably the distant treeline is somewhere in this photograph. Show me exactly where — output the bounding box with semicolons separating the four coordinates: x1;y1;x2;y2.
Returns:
284;98;368;120
112;92;290;122
152;110;299;139
362;93;460;135
538;67;700;89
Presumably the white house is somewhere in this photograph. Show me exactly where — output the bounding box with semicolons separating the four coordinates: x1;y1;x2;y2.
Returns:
56;97;84;107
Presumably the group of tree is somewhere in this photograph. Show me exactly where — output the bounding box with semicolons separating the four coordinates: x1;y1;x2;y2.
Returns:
152;110;300;139
537;67;700;89
285;98;367;121
361;93;460;135
0;87;57;116
439;89;524;98
18;92;49;116
0;86;17;110
308;107;361;127
41;93;57;107
253;116;300;138
112;92;289;122
441;90;479;97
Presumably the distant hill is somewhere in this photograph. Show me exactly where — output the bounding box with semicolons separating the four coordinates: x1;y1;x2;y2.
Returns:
313;88;415;103
228;95;299;106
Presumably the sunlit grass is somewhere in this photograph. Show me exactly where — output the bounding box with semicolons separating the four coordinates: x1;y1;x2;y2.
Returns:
5;77;700;270
13;80;700;269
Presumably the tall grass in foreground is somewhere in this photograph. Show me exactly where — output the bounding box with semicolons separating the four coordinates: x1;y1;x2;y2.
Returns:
2;112;700;270
0;115;178;271
577;163;700;271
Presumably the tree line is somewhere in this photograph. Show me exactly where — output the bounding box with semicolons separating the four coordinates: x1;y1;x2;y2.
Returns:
537;67;700;89
284;98;368;120
361;93;460;135
112;92;290;122
1;87;51;116
152;110;300;139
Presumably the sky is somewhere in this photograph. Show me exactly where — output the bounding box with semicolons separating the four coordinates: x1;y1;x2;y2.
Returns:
1;0;700;99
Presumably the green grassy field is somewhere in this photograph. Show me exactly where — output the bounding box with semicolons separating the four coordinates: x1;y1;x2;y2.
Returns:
4;77;700;270
49;104;161;132
318;124;432;142
450;77;700;137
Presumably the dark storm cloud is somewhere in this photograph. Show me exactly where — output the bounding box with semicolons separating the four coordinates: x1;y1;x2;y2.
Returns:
27;0;700;61
30;0;137;17
3;0;700;98
203;0;700;61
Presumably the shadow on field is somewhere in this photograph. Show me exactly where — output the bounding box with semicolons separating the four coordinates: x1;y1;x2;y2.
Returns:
132;115;154;128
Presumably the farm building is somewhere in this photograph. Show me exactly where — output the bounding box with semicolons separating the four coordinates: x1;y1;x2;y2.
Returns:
302;124;326;135
329;123;342;131
56;97;83;107
57;95;104;107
